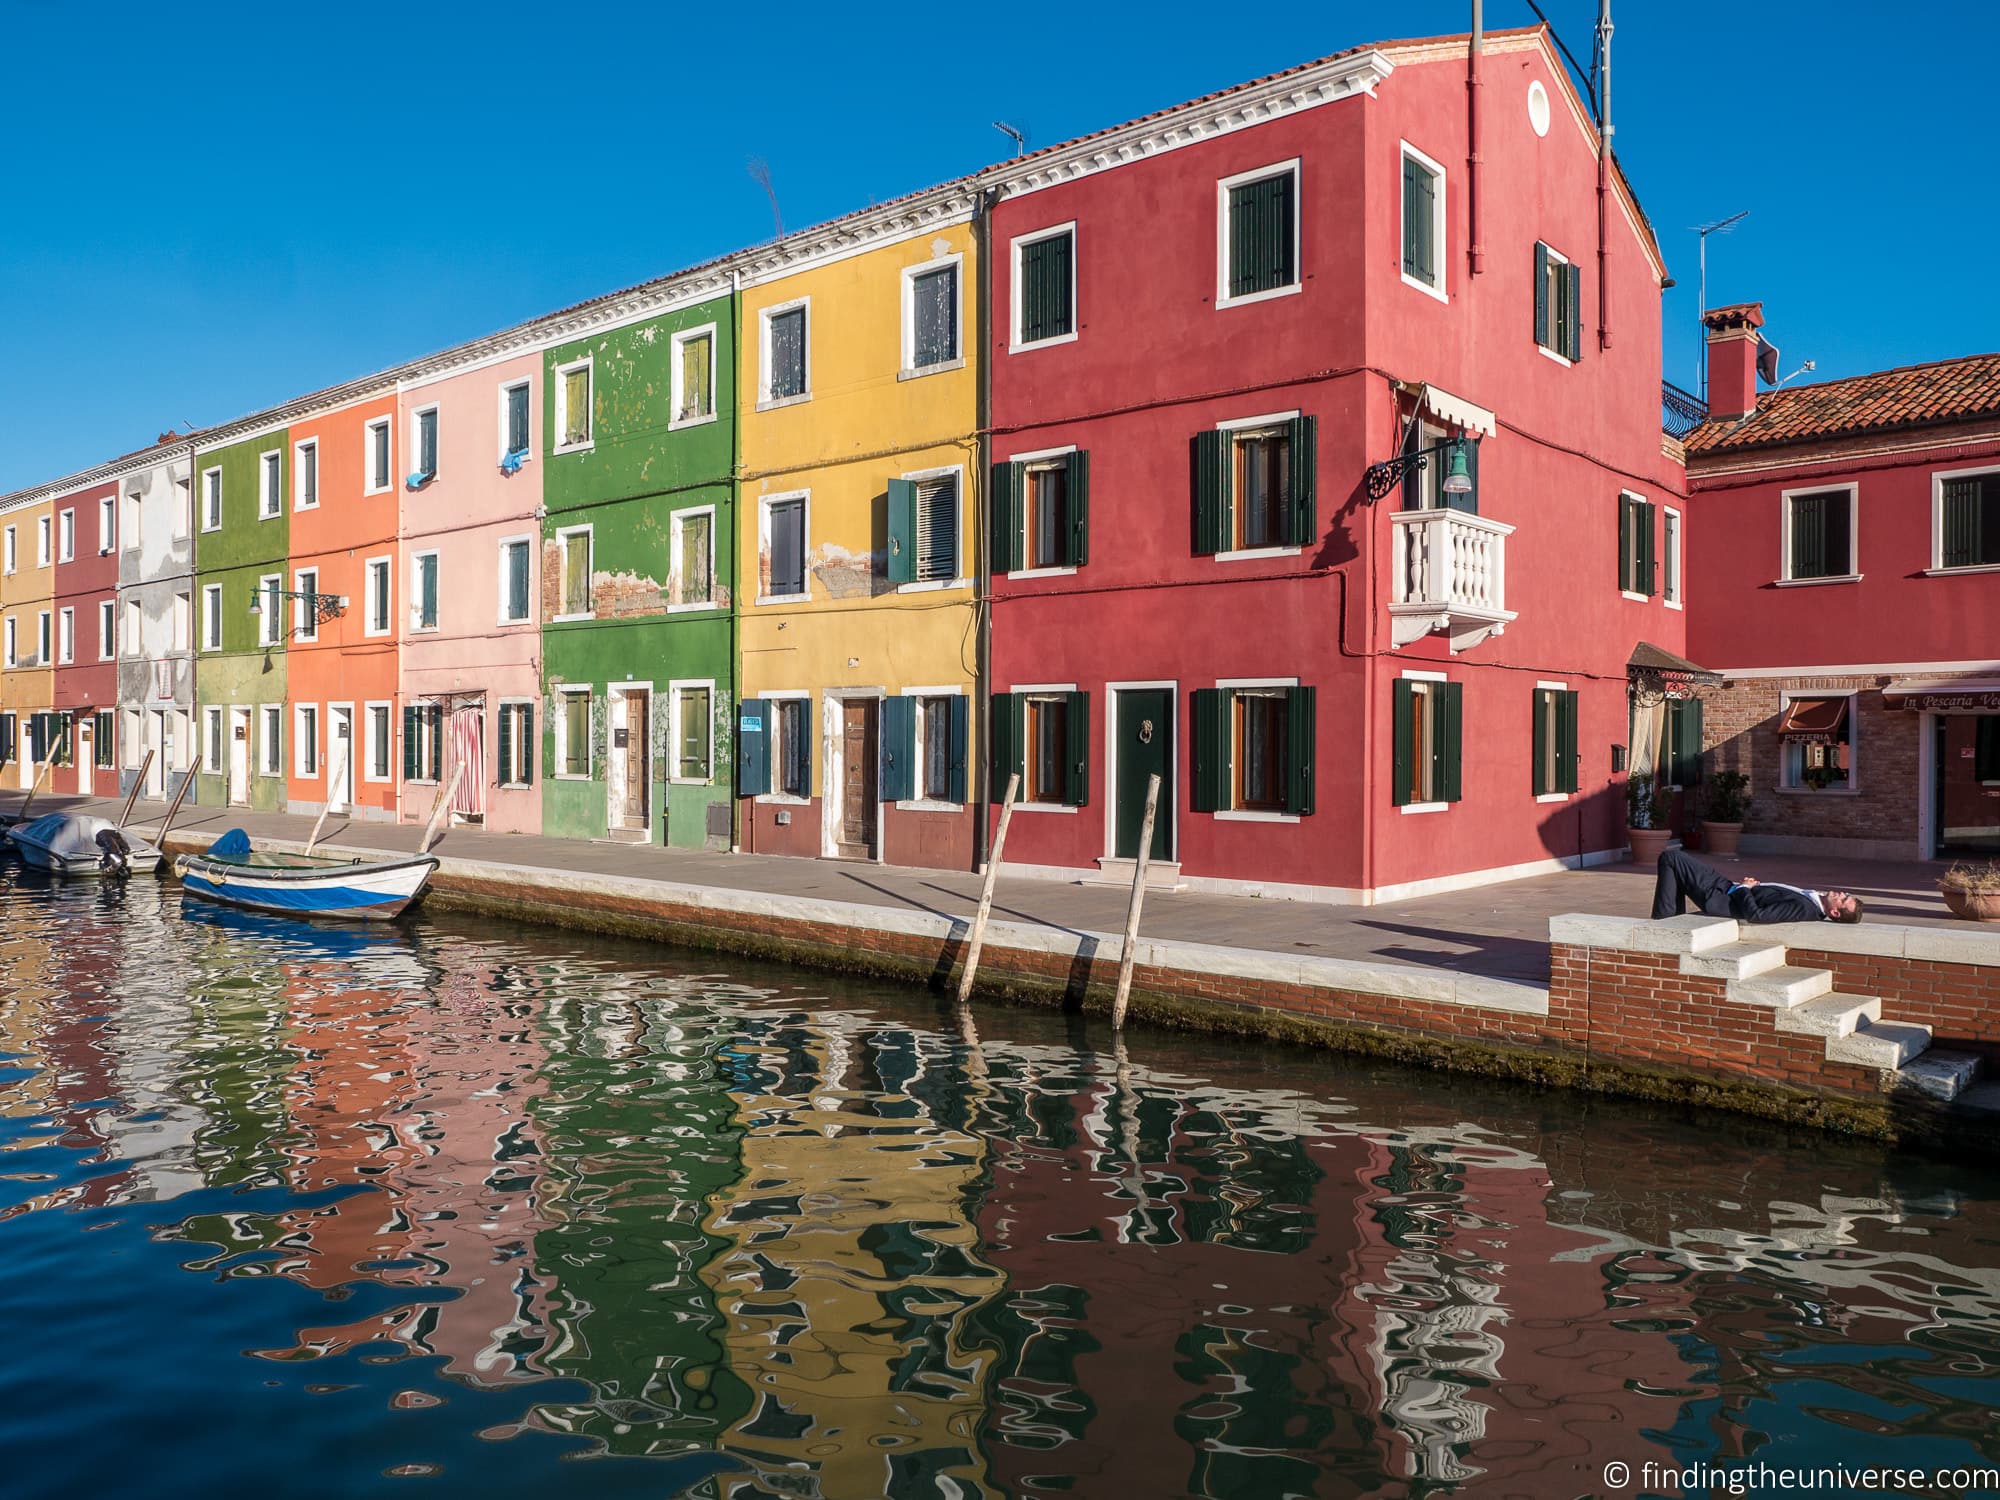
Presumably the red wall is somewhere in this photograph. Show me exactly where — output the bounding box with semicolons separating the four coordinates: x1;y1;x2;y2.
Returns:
52;479;119;793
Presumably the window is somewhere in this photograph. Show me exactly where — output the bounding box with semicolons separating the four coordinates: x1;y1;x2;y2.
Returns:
670;509;713;608
1027;455;1078;570
98;494;114;553
1218;160;1300;306
989;690;1088;808
294;568;319;642
1396;417;1481;514
673;683;712;782
2;617;13;668
1012;224;1076;348
887;470;961;586
295;439;318;509
365;558;391;636
556;358;593;450
775;697;809;797
1783;486;1856;581
256;574;282;647
38;515;52;566
1026;695;1071;805
38;611;51;665
404;703;444;783
1663;696;1703;790
411;551;439;631
58;509;74;562
412;406;439;483
1231;427;1291;551
98;600;114;661
1392;677;1462;808
1190;684;1316;817
557;527;592;618
497;701;535;787
202;585;222;651
1400;144;1445;297
1534;242;1583;361
992;450;1090;573
904;258;960;372
501;379;532;461
499;537;533;623
124;710;142;769
762;302;809;405
1195;416;1316;555
761;495;807;600
125;487;142;547
2;525;13;573
204;707;225;774
922;697;958;802
365;419;392;493
125;599;142;658
366;703;392;782
1778;694;1853;791
56;607;72;665
173;592;191;652
1618;493;1657;595
295;704;318;778
1935;469;2000;570
94;711;113;769
259;451;282;519
670;326;715;427
175;475;192;539
1663;506;1683;606
557;689;592;778
261;705;283;776
1532;686;1580;797
201;468;223;530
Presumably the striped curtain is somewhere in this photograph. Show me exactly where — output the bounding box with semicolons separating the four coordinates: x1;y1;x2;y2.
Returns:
451;708;485;816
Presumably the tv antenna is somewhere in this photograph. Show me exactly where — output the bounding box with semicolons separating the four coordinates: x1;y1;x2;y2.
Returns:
1693;209;1748;398
993;121;1027;157
748;157;783;239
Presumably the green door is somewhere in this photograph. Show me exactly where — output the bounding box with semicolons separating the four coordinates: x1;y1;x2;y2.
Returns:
1114;689;1173;861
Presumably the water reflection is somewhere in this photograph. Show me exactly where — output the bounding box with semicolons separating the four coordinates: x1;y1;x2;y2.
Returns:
1;878;1998;1499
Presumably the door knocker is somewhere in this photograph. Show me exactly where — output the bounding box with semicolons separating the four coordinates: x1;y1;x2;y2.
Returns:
1138;720;1155;745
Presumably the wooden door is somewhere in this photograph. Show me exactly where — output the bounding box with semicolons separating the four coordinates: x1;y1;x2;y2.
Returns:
330;709;353;810
147;712;166;797
1115;689;1173;860
77;721;93;797
228;710;250;805
620;690;650;830
838;698;878;859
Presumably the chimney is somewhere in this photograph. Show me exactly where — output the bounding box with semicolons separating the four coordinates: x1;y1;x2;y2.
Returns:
1702;302;1765;419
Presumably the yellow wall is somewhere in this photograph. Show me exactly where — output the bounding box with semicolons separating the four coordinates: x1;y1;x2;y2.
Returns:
0;499;55;778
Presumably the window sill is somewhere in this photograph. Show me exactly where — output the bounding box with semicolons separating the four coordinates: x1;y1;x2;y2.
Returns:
1214;545;1302;563
1665;598;1683;610
754;593;813;608
898;357;965;382
667;601;722;614
1537;343;1574;368
1777;784;1859;796
294;502;319;513
1620;590;1651;602
552;442;595;457
897;798;965;814
497;613;534;627
1009;331;1078;354
756;792;813;806
550;612;596;625
362;485;392;498
1400;271;1449;304
1011;800;1079;814
667;413;718;432
1007;565;1078;580
1774;574;1862;587
362;629;392;640
555;772;593;782
363;774;392;785
1536;791;1571;804
897;578;971;595
1925;563;2000;576
756;393;812;414
1214;809;1301;823
1216;282;1303;311
497;780;533;791
669;775;715;787
1400;800;1450;814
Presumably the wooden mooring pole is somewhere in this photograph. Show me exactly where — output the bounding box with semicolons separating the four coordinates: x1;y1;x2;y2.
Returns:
420;762;466;855
11;755;54;824
150;767;197;847
1110;773;1161;1030
305;745;346;855
113;750;154;831
955;773;1019;1007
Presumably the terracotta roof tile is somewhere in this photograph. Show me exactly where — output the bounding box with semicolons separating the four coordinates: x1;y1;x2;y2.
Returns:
1685;352;2000;455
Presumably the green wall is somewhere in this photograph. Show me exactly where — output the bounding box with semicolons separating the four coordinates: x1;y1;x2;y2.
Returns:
193;430;290;812
540;298;736;848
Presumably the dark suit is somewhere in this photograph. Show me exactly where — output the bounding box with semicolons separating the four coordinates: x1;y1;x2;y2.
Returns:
1651;849;1826;923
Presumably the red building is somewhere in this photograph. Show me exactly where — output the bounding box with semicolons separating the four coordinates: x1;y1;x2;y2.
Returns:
1684;310;2000;860
50;478;121;794
985;27;1685;901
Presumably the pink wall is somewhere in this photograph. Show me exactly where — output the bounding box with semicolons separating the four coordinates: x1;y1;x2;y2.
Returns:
52;480;119;793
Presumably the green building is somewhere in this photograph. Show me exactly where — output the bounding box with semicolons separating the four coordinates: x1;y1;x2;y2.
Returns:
191;427;290;811
540;293;736;847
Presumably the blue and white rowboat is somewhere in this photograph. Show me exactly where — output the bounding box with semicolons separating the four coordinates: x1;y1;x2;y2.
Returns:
175;829;438;921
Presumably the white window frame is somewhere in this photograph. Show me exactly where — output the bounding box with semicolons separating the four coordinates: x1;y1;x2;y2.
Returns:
293;568;320;642
1215;158;1303;311
497;377;534;463
1777;480;1861;585
293;438;319;511
1398;141;1448;304
97;599;114;661
1533;678;1575;803
1212;410;1305;562
1009;222;1079;353
1928;463;2000;574
2;525;14;574
123;708;142;770
1006;443;1080;579
1777;687;1860;795
1008;682;1082;814
97;493;114;554
56;606;73;665
899;253;965;378
202;706;225;775
899;684;967;812
409;549;441;633
259;703;284;778
1399;667;1451;814
406;698;442;785
668;505;719;612
294;702;320;779
667;677;717;786
1210;675;1301;823
363;555;393;639
36;610;50;664
553;525;594;622
255;573;283;648
1662;505;1683;609
125;598;143;659
2;616;13;668
363;700;393;783
1618;489;1652;602
496;534;534;625
668;323;719;431
496;697;535;787
38;514;52;567
896;464;969;592
409;403;441;483
257;450;283;520
363;418;393;496
756;490;812;606
757;297;812;411
173;591;191;653
174;475;192;540
58;508;75;563
553;355;594;454
201;584;223;652
554;685;593;780
754;688;812;805
200;467;223;531
1536;243;1574;367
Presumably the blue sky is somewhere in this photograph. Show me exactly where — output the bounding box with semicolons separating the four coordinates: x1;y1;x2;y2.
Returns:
3;0;1992;494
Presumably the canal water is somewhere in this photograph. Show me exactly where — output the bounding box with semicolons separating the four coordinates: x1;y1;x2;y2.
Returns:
3;877;1998;1500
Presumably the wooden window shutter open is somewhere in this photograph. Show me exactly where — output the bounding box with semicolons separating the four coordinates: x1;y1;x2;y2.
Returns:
1561;689;1580;794
1191;687;1230;812
1402;156;1426;279
1286;416;1317;546
1063;690;1090;808
1437;682;1463;803
402;706;417;781
522;704;535;785
1534;243;1551;348
1942;479;1979;568
736;699;770;796
990;461;1024;575
946;695;969;804
498;704;513;785
1532;689;1550;797
879;695;916;802
1392;679;1416;806
1640;501;1658;595
990;693;1024;795
1192;430;1230;555
1566;262;1584;360
1064;449;1090;567
1284;684;1316;816
1618;497;1633;591
886;479;918;585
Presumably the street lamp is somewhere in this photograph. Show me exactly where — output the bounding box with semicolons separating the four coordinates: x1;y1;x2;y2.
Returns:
248;585;346;623
1363;435;1478;504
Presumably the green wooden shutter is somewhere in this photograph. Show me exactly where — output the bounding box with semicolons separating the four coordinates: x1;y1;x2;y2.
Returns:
946;694;969;804
1617;496;1633;591
886;478;917;585
497;704;513;785
1284;685;1315;816
1192;430;1230;555
1286;416;1317;547
990;693;1024;795
1063;690;1090;808
1402;155;1426;279
1566;262;1584;360
990;461;1024;576
1437;682;1463;803
736;699;770;796
1640;501;1658;595
1228;182;1257;298
1191;687;1230;812
402;706;417;781
1941;478;1980;568
880;695;916;802
1533;243;1550;349
1064;449;1090;567
1532;689;1550;797
522;704;535;785
1392;679;1415;806
1560;689;1580;794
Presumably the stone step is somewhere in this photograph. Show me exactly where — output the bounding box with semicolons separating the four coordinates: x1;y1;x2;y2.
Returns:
1726;965;1834;1009
1898;1050;1983;1103
1953;1080;2000;1116
1680;941;1789;981
1773;991;1881;1039
1827;1020;1933;1070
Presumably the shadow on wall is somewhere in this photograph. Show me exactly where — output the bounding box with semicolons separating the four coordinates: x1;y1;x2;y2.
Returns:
1535;781;1627;864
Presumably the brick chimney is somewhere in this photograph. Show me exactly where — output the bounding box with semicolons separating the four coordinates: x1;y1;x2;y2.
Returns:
1702;302;1764;419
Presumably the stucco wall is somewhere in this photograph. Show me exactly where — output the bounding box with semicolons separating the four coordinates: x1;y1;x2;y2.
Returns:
115;451;196;798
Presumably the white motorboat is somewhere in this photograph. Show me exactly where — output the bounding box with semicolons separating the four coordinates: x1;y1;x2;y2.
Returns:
6;813;163;877
174;828;438;921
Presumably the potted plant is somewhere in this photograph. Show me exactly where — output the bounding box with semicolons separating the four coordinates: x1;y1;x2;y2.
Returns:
1626;777;1672;866
1939;862;2000;922
1702;770;1750;857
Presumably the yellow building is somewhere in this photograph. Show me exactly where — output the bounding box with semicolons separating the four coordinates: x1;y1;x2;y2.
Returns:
0;495;56;790
735;185;983;870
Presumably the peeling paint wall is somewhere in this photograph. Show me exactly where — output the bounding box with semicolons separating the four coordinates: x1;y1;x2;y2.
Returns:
116;451;196;798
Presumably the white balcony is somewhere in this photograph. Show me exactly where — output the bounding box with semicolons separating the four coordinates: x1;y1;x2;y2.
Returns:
1388;508;1518;651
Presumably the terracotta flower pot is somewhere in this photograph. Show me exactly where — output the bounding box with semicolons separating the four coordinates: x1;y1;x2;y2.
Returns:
1941;887;2000;922
1627;827;1673;867
1703;821;1743;857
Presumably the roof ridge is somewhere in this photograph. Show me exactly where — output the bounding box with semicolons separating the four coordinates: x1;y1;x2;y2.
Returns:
1757;349;2000;400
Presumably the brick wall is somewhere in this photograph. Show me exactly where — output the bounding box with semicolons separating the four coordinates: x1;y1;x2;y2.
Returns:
1791;946;2000;1054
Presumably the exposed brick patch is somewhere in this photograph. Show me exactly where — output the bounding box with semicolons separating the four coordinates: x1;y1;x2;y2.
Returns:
1792;946;2000;1057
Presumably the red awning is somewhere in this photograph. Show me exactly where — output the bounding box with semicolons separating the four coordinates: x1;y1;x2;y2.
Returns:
1777;696;1849;743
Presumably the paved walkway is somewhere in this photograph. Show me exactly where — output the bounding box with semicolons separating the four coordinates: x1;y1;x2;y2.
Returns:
15;790;1959;988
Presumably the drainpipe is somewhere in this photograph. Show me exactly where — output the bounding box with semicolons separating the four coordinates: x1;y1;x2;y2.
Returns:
1596;0;1614;349
1466;1;1484;276
729;264;745;854
972;184;996;874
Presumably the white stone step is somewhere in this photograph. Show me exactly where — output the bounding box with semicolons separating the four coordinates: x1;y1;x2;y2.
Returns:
1617;914;1741;955
1726;965;1834;1009
1827;1020;1933;1069
1898;1050;1982;1103
1680;941;1789;981
1773;991;1881;1039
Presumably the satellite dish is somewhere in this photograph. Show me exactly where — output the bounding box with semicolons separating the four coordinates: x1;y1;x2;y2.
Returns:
1756;335;1781;386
